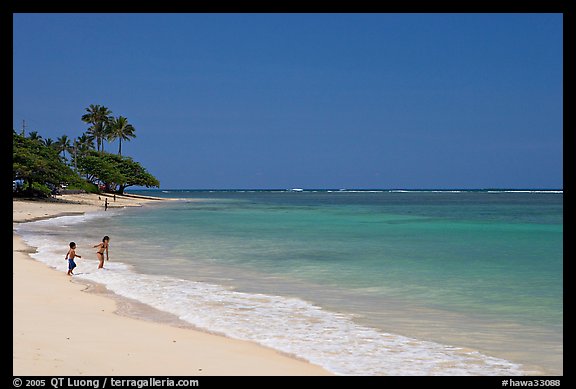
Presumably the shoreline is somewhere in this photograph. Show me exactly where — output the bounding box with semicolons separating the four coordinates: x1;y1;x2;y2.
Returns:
13;193;331;376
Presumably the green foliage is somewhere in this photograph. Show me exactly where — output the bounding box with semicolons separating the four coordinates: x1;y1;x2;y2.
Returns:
77;151;126;186
81;104;113;153
67;180;100;194
13;133;82;197
108;115;136;155
29;182;53;197
13;104;159;197
77;151;159;194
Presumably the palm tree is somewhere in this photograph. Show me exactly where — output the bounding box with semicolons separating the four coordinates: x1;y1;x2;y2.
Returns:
81;104;113;153
108;116;136;156
27;131;43;143
55;135;72;160
73;132;96;174
76;132;95;155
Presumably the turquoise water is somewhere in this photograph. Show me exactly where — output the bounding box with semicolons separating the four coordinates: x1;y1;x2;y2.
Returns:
16;190;563;375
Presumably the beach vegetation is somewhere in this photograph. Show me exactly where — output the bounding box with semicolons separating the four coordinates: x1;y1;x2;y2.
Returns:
77;150;159;194
13;104;159;197
81;105;138;156
69;133;95;172
81;104;113;153
55;135;72;160
108;115;136;156
27;131;43;143
12;131;84;197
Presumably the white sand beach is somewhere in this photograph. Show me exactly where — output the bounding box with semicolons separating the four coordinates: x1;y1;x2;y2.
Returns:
13;193;331;376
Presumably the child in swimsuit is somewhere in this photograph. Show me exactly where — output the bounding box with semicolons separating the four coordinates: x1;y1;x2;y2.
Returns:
65;242;81;275
94;236;110;269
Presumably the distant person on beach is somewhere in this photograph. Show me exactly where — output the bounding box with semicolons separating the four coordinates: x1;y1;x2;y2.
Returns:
94;236;110;269
104;198;108;211
65;242;81;276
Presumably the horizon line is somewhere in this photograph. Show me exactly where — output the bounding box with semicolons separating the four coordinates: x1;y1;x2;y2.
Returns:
128;188;564;192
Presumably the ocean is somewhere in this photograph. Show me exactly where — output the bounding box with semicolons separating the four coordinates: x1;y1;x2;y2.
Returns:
15;190;563;375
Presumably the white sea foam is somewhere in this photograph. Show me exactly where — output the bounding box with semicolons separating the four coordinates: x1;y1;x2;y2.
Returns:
15;216;526;376
486;190;563;194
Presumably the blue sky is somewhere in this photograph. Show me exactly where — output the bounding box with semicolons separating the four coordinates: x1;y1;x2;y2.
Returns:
12;13;563;189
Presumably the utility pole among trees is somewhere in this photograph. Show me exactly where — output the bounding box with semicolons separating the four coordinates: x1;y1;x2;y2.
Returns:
21;119;27;136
